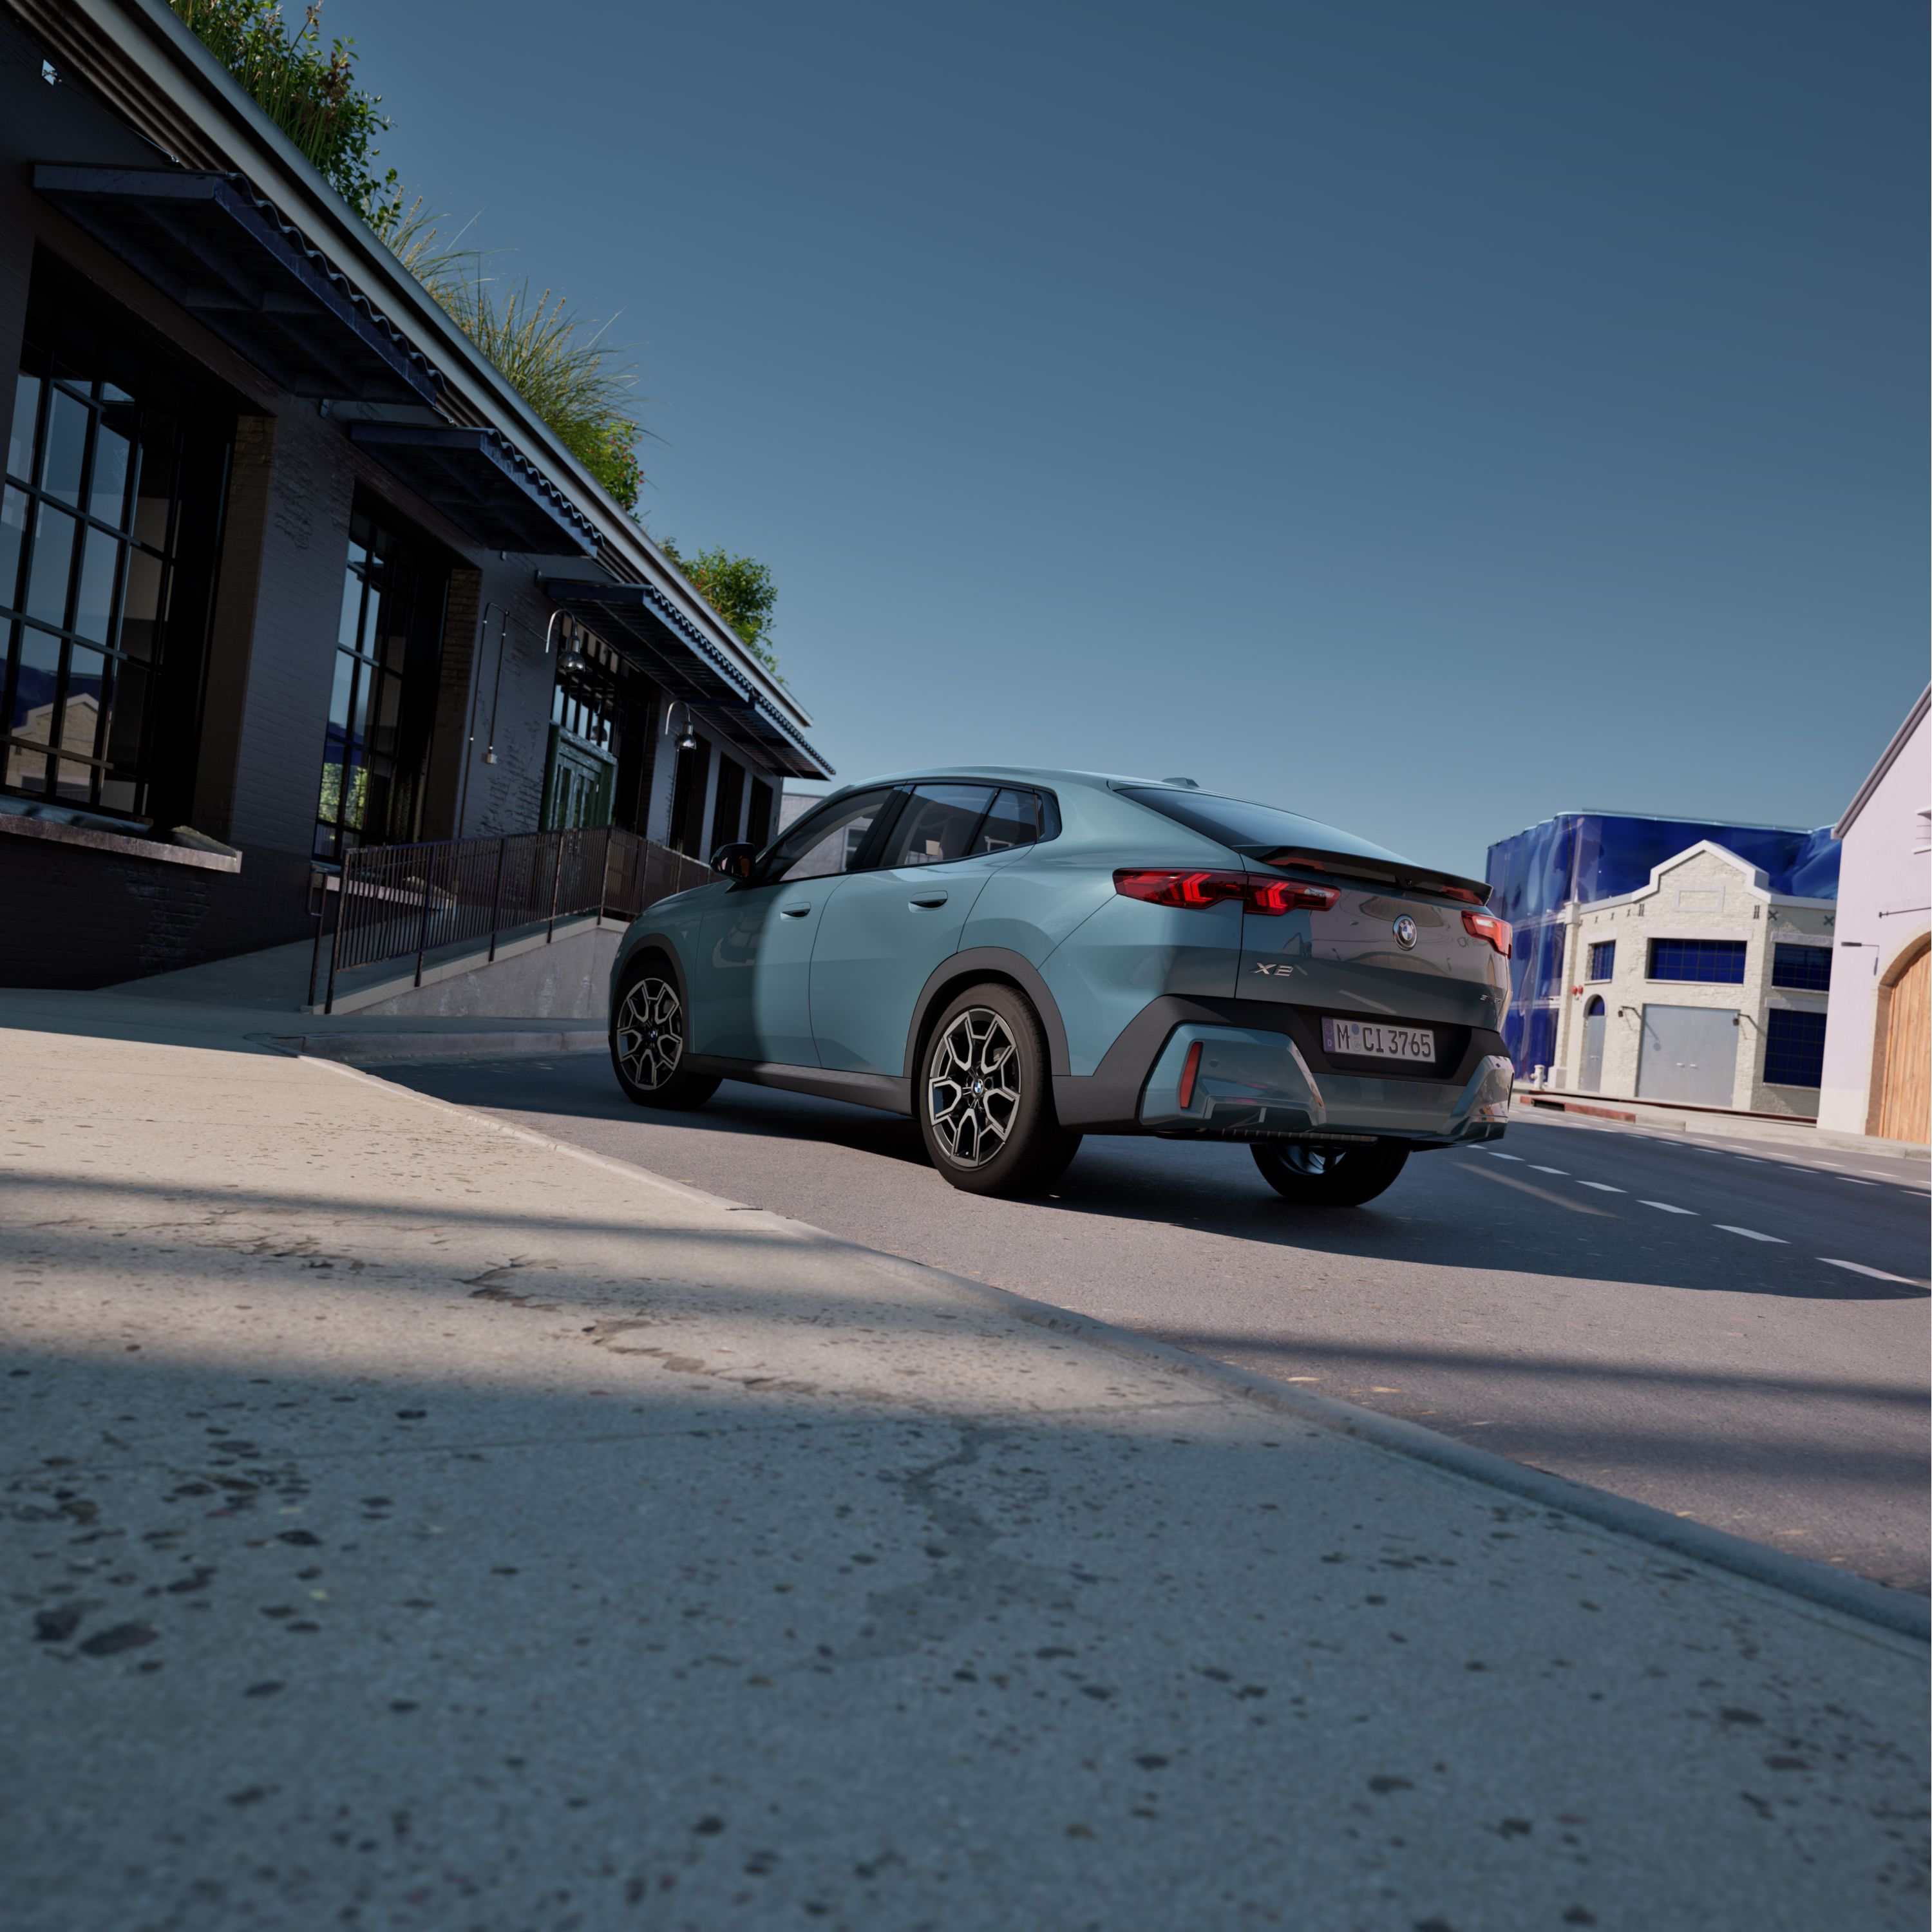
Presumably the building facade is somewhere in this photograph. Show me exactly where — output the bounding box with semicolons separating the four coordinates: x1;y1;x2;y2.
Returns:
1488;813;1840;1117
0;0;829;990
1817;688;1930;1144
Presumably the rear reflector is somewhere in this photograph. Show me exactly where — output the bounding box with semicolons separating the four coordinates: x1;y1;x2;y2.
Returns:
1177;1039;1204;1110
1462;909;1512;956
1113;869;1340;915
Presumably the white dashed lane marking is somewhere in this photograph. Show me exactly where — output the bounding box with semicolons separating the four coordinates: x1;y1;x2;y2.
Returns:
1641;1200;1696;1215
1529;1165;1567;1175
1577;1182;1625;1193
1819;1258;1922;1285
1715;1226;1787;1243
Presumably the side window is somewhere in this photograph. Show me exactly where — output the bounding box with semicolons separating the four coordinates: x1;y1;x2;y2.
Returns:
762;787;894;882
969;788;1039;856
876;784;996;867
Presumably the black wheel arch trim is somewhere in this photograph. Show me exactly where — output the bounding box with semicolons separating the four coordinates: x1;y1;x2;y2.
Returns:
902;948;1072;1083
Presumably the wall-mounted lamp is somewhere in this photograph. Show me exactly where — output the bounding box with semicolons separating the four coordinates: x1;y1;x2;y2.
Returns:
666;699;697;752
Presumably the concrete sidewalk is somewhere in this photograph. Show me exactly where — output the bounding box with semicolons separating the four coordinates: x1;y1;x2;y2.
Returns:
2;1003;1926;1930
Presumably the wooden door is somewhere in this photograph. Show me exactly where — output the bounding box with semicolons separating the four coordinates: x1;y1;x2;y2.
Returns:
1874;941;1929;1143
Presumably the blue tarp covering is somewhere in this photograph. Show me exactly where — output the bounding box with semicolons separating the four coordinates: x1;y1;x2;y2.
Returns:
1484;813;1839;1073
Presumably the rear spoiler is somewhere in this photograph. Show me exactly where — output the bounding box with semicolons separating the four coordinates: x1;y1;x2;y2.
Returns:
1256;846;1492;907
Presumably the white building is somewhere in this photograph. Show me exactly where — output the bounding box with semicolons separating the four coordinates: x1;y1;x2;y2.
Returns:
1817;688;1930;1144
1543;842;1837;1116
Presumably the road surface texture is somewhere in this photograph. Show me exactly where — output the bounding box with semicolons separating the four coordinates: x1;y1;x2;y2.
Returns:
384;1054;1932;1594
2;1005;1926;1930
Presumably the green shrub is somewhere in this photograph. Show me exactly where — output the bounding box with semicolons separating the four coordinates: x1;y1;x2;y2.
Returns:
170;1;399;220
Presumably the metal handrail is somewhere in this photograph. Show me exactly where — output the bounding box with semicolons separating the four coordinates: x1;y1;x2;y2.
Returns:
316;825;710;1014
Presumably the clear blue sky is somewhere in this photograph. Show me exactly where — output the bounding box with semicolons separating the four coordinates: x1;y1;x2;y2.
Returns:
325;0;1924;874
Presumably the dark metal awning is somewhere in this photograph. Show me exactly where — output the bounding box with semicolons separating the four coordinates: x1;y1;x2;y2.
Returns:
351;424;599;557
544;577;832;779
34;166;440;405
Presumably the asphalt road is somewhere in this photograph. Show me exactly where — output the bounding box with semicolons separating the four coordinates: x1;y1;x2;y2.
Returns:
380;1052;1931;1593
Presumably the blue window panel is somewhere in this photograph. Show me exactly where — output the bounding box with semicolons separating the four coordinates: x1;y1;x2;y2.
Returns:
1521;1007;1558;1075
1649;938;1747;984
1763;1009;1827;1088
1532;924;1565;999
1587;940;1615;981
1771;943;1831;991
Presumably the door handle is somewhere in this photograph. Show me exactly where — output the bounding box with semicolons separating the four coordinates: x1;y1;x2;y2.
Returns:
779;903;812;917
909;893;949;909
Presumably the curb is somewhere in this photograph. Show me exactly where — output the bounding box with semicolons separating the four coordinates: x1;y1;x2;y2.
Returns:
266;1030;605;1064
308;1053;1932;1647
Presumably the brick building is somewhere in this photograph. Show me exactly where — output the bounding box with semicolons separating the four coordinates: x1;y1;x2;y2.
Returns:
0;0;830;990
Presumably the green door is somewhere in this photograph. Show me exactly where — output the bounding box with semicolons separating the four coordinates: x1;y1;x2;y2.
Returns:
542;724;616;831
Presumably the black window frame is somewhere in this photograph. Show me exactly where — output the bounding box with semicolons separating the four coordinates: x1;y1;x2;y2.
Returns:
1586;939;1616;981
1647;937;1748;985
314;503;451;859
1770;943;1832;992
3;256;234;826
1763;1007;1828;1088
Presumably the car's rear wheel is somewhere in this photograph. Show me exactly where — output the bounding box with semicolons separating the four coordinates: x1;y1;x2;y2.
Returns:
611;960;719;1110
1251;1139;1408;1206
918;983;1080;1197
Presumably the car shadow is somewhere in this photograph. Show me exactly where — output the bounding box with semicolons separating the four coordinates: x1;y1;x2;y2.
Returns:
377;1055;1930;1303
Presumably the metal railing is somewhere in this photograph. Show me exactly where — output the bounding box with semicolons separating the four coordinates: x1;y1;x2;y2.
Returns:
312;825;712;1014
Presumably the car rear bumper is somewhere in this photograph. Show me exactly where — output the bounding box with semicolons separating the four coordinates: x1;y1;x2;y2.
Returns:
1054;995;1512;1145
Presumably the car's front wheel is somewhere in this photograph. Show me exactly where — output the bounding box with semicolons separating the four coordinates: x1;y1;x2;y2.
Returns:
1251;1139;1408;1206
611;960;719;1111
917;983;1080;1197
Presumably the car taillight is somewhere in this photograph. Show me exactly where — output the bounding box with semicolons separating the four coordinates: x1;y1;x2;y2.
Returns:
1462;909;1512;956
1113;869;1340;916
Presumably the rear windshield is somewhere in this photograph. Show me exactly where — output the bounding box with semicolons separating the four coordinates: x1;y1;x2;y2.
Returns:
1119;788;1405;865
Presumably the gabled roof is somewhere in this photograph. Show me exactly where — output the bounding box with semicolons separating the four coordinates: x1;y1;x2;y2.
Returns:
1834;686;1930;840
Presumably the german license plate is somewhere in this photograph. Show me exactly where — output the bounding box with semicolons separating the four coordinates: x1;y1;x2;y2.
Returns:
1323;1017;1435;1063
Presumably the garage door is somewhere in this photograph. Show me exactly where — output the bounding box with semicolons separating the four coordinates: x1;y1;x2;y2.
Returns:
1637;1005;1738;1108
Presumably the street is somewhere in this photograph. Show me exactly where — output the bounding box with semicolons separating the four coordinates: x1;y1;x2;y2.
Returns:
385;1053;1932;1593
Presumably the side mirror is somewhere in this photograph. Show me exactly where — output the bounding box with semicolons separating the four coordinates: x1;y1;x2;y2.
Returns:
710;841;756;880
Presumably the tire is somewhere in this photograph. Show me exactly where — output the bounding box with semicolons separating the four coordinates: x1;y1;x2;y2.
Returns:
916;983;1081;1197
610;958;720;1111
1251;1138;1408;1207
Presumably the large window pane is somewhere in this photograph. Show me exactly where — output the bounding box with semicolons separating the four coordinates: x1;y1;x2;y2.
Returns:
7;375;39;482
8;626;59;736
131;416;175;549
5;265;231;825
62;645;106;758
120;550;163;661
73;526;119;644
90;407;134;525
336;567;363;650
24;504;76;625
106;658;147;769
1647;938;1747;984
39;388;87;505
0;486;26;607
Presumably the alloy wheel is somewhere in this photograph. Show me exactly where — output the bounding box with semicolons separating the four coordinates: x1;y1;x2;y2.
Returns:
615;977;685;1090
927;1007;1021;1168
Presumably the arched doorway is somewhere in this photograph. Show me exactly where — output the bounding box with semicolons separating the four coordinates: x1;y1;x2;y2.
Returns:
1580;995;1606;1092
1871;936;1929;1143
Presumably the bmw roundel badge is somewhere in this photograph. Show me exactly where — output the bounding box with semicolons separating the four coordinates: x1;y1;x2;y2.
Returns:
1392;915;1418;950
